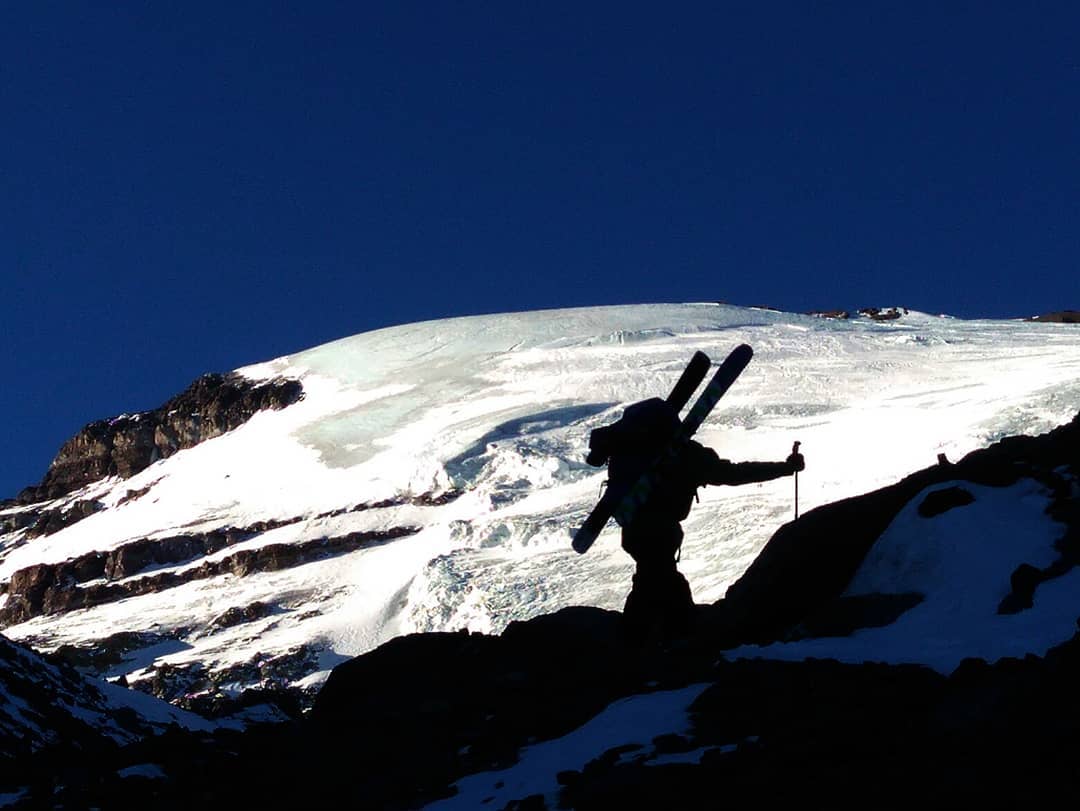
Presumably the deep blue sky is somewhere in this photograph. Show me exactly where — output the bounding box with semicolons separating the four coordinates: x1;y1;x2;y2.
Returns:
2;2;1079;498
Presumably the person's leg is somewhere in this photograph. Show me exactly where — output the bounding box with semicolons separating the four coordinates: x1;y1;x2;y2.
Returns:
620;520;686;643
660;568;696;640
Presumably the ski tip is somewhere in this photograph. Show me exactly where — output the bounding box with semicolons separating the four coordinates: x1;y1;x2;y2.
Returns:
666;350;713;411
726;343;753;368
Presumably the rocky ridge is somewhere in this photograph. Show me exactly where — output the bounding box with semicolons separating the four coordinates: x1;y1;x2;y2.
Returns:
0;524;420;627
15;372;302;505
805;306;911;320
1028;310;1080;323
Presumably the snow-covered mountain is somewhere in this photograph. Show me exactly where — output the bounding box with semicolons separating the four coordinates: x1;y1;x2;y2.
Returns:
2;302;1080;808
2;303;1079;715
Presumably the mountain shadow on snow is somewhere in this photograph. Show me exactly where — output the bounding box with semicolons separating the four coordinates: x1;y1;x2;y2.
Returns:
443;403;616;482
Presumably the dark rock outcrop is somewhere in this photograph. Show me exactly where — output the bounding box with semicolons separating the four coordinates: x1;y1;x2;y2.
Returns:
1027;310;1080;323
17;373;303;503
780;592;925;640
858;306;908;321
46;630;184;675
210;600;273;630
2;498;106;540
134;646;318;719
0;510;36;535
808;307;910;322
917;485;975;517
997;562;1044;614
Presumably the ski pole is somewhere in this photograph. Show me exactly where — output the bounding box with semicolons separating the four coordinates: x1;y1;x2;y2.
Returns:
792;441;801;520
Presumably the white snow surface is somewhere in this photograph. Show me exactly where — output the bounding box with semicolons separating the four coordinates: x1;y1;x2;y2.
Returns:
0;790;28;808
1;303;1079;698
426;683;710;810
117;763;168;780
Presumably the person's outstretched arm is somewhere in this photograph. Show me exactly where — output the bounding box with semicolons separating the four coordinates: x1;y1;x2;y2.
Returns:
698;446;804;486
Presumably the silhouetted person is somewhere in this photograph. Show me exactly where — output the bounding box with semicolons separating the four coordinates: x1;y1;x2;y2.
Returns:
587;397;804;642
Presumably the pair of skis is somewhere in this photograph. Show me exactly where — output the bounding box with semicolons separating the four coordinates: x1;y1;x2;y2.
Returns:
572;344;754;554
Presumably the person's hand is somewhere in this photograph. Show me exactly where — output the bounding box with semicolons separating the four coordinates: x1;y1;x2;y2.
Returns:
786;441;805;473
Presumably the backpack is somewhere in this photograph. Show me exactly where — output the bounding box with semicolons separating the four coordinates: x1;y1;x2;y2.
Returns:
586;398;679;471
586;398;699;524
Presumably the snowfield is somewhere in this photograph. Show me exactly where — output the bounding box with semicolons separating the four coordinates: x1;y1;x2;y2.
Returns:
2;303;1079;700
